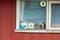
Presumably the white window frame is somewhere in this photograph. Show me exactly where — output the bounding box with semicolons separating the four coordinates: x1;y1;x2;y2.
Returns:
15;0;60;33
49;1;60;30
16;0;25;29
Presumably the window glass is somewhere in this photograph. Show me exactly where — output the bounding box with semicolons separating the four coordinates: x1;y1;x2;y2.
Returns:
51;4;60;28
21;1;46;24
20;1;46;30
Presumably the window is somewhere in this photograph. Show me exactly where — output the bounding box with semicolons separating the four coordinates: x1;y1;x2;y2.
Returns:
49;1;60;30
15;0;60;33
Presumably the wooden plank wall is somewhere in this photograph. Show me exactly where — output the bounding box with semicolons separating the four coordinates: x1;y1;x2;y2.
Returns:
0;0;60;40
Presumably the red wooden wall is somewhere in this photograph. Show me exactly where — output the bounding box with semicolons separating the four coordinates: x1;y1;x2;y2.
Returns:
0;0;60;40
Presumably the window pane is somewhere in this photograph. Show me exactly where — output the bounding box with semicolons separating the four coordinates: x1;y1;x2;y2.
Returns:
22;1;46;24
20;1;46;29
51;4;60;28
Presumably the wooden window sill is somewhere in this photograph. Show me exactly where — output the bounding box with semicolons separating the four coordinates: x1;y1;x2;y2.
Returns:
15;29;60;33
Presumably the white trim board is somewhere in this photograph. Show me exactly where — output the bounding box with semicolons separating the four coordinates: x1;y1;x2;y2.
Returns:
16;0;21;29
16;0;25;29
15;29;60;33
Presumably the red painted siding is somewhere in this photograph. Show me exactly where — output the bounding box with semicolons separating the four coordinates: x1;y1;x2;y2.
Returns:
0;0;2;40
0;0;60;40
1;0;12;40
